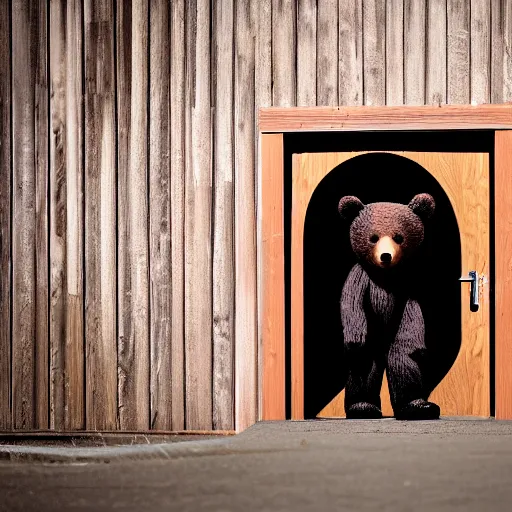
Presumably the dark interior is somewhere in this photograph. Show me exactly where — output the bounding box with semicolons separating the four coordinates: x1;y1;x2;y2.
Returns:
283;131;494;419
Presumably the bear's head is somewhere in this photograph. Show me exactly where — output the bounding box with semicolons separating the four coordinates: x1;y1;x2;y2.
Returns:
338;193;435;269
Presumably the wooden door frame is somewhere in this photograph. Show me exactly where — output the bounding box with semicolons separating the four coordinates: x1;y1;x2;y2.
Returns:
257;104;512;423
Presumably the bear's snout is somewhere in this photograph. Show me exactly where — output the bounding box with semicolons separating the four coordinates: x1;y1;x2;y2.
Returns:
374;236;401;267
380;252;392;263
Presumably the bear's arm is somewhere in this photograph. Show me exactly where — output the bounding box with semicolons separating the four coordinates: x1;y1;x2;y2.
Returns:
340;263;370;349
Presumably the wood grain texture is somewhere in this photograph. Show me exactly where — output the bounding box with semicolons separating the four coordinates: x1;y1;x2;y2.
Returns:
254;0;272;423
490;0;504;104
255;0;272;111
491;0;511;103
185;0;213;430
116;0;133;430
495;131;512;420
363;0;385;105
5;0;512;434
149;0;171;430
272;0;296;106
414;152;489;416
385;0;404;105
212;0;234;431
84;0;118;430
49;0;85;432
404;0;426;105
470;0;490;104
259;105;512;132
64;0;85;432
12;0;49;430
34;0;50;432
503;1;512;101
447;0;470;104
297;0;317;106
0;0;11;430
49;0;66;430
317;0;338;106
290;152;490;419
260;134;285;421
235;0;257;432
291;153;360;420
169;0;186;431
117;0;150;431
426;0;447;105
339;0;363;105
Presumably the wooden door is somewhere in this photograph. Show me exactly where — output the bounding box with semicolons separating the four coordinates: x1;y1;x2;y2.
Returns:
291;151;490;419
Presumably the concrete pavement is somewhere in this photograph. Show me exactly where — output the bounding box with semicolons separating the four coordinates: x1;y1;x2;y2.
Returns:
1;418;512;511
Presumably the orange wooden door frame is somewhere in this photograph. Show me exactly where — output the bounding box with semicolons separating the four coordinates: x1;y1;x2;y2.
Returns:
258;105;512;424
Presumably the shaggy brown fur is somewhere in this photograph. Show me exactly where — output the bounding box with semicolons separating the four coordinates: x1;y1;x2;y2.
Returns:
338;194;440;420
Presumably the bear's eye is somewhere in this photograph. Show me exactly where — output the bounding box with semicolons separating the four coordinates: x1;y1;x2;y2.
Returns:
369;234;379;243
393;234;404;244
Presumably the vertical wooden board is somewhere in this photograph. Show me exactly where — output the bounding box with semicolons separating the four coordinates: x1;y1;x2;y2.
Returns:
212;0;234;431
261;134;285;421
363;0;386;106
117;0;150;431
447;0;470;104
490;0;504;104
426;0;447;105
385;0;404;105
84;0;118;431
0;0;11;429
12;0;49;430
116;0;132;429
404;0;426;105
64;0;85;431
50;0;85;431
339;0;363;105
470;0;490;104
185;0;213;430
12;0;34;429
149;0;171;431
34;0;49;432
297;0;317;106
49;0;67;430
500;1;512;102
255;0;272;112
272;0;296;106
495;131;512;419
235;0;256;432
317;0;338;106
170;0;186;431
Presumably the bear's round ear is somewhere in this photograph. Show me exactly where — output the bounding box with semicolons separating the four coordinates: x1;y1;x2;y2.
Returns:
338;196;364;222
408;193;435;221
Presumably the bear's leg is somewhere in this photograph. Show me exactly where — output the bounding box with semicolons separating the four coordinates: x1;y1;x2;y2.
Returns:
387;299;440;420
345;347;385;419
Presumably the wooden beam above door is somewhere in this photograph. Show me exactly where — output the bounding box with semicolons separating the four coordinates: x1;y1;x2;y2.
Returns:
259;105;512;133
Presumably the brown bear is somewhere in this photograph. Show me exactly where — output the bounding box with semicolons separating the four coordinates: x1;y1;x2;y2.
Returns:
338;193;440;420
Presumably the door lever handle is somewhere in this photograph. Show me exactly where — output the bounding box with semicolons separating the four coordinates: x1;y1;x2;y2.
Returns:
459;270;479;312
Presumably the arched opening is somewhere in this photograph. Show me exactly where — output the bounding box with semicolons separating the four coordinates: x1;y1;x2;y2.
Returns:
303;153;461;419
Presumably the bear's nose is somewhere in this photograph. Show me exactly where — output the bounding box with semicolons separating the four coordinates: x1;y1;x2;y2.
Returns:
380;252;392;263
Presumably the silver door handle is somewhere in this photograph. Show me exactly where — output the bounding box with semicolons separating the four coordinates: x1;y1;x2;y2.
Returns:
459;270;479;312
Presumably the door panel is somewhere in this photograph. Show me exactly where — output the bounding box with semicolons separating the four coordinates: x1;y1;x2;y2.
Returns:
291;152;490;419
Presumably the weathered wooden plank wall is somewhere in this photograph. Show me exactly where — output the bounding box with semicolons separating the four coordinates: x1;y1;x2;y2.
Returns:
0;0;511;432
